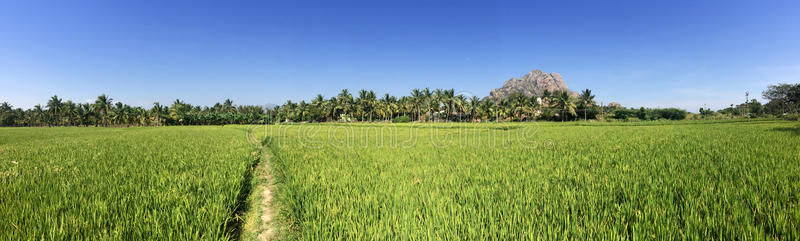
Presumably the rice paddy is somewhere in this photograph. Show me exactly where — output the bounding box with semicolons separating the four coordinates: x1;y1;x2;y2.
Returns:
1;120;799;240
0;126;256;240
261;120;800;240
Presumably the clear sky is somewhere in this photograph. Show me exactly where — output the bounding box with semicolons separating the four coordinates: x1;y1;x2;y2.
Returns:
1;0;799;111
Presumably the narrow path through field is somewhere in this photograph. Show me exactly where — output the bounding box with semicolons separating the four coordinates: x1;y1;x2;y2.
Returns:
256;152;277;241
244;127;279;241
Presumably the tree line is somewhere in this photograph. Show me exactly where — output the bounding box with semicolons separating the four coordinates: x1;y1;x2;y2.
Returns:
0;95;265;127
5;82;794;127
274;88;600;123
697;83;800;119
0;88;603;126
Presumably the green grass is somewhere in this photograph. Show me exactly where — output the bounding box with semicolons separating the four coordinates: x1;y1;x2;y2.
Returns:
2;121;798;240
259;120;800;240
0;126;257;240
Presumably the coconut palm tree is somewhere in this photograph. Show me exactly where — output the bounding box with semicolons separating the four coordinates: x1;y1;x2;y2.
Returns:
311;94;326;122
443;89;455;121
381;93;396;121
169;99;190;125
93;94;113;126
422;88;433;121
468;96;480;122
337;89;353;121
366;90;376;121
541;89;552;107
298;101;310;122
112;102;125;126
410;89;422;121
32;104;45;126
46;95;63;126
579;89;596;107
151;102;165;126
78;103;93;126
325;97;337;121
62;100;77;126
0;102;14;126
555;91;577;121
578;89;596;120
356;89;370;121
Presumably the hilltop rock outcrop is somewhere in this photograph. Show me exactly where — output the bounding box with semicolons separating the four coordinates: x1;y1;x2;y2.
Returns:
487;69;575;100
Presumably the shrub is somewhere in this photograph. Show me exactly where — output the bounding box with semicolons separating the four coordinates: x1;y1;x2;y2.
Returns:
612;109;636;120
653;108;688;120
782;113;800;121
392;115;411;123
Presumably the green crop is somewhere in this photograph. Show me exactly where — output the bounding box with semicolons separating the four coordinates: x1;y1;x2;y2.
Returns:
2;121;798;240
260;120;800;240
0;126;256;240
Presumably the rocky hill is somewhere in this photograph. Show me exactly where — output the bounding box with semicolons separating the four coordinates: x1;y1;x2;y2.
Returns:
487;69;574;100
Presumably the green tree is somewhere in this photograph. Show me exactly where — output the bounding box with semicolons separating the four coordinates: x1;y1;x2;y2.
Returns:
46;95;63;126
555;91;577;121
0;102;15;126
93;94;113;126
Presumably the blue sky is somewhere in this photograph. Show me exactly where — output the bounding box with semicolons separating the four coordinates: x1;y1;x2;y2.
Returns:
1;0;799;111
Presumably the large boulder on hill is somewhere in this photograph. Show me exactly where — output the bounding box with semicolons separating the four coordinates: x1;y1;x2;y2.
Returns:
487;69;576;100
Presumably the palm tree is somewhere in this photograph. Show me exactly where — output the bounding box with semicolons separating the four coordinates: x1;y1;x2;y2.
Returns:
410;89;422;121
487;100;500;121
443;89;455;121
112;102;125;126
33;104;45;126
468;96;480;122
311;94;326;122
432;89;444;121
337;89;353;121
0;102;14;126
399;96;412;118
223;99;235;113
79;103;93;126
458;95;469;121
497;99;511;121
170;99;190;125
506;93;525;121
380;93;394;121
93;94;113;126
325;97;337;121
555;91;577;121
46;95;63;126
298;101;310;122
579;89;596;106
541;90;552;107
528;95;542;120
356;89;369;122
151;102;164;126
422;88;433;121
578;89;596;120
62;100;77;126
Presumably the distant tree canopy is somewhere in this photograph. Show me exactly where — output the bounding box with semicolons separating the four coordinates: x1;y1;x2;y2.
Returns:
710;83;800;119
762;83;800;115
0;96;268;127
271;88;601;123
1;88;610;127
612;107;688;121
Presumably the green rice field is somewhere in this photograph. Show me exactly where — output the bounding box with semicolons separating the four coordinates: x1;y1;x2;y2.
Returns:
0;126;257;240
1;120;799;240
261;120;800;240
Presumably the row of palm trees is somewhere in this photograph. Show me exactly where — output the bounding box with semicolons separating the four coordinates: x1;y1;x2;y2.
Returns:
1;88;599;126
274;88;598;123
0;95;266;127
